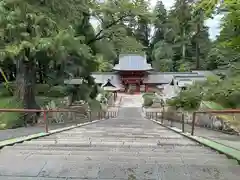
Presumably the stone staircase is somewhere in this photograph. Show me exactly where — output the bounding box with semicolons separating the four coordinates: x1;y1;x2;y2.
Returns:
0;107;239;179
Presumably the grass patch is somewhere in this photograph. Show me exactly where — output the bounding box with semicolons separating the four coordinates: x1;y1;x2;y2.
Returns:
0;97;24;130
36;96;64;108
0;96;65;130
202;101;225;110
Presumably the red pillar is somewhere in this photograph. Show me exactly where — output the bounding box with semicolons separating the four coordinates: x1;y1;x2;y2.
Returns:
145;84;148;92
136;83;140;93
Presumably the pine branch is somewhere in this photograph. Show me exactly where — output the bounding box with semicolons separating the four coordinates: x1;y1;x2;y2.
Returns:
87;12;130;45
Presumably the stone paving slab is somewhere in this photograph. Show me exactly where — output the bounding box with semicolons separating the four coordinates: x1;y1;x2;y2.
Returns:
1;149;226;158
0;97;240;180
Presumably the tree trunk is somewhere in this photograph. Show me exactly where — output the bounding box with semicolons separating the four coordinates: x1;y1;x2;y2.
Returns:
38;62;44;84
182;29;186;61
195;23;201;70
195;42;200;69
15;58;39;125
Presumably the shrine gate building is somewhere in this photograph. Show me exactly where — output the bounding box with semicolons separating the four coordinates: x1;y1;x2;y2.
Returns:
91;54;212;93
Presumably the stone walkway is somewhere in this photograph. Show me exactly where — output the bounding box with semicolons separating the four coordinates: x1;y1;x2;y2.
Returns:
0;95;239;179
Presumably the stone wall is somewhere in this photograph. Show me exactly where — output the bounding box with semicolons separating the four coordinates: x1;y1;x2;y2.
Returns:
164;108;239;134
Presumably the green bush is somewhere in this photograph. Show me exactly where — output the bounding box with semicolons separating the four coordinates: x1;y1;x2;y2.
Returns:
46;85;68;97
142;92;155;98
0;87;12;97
2;82;16;94
167;89;202;111
89;99;101;112
0;97;24;129
103;91;112;99
143;97;153;107
35;84;50;95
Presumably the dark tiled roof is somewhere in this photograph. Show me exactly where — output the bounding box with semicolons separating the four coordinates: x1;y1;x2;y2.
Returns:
102;79;116;88
143;72;201;84
113;54;153;71
91;72;123;88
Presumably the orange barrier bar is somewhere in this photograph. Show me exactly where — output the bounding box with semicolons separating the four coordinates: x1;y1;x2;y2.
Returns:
0;108;86;133
191;109;240;135
195;109;240;114
0;108;80;113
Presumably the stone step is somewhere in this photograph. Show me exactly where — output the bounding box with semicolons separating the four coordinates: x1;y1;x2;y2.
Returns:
7;144;216;153
0;159;238;179
0;153;237;166
30;138;196;144
22;140;198;146
43;135;184;139
11;143;209;150
0;149;227;159
4;144;215;152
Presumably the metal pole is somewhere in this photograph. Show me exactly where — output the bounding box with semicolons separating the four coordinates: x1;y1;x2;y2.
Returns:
44;111;48;133
155;112;157;120
191;112;196;136
181;113;185;132
161;106;164;123
89;111;92;122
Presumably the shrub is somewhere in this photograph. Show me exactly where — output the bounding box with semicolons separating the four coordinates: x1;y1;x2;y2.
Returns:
142;92;155;98
0;87;12;97
89;85;99;99
6;82;16;92
143;96;153;107
35;84;50;95
0;98;24;129
46;85;68;97
167;88;202;111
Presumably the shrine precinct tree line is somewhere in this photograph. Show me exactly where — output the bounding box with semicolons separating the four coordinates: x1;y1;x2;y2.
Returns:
167;0;240;110
0;0;239;119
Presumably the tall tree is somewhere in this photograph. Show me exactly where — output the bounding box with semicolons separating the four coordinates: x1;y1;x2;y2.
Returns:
151;1;174;71
191;7;211;69
151;0;168;45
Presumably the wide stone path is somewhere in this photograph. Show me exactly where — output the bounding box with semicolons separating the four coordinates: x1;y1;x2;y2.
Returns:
0;95;240;179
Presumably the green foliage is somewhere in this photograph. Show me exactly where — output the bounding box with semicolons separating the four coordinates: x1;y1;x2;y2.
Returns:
142;93;155;107
0;86;12;97
143;96;153;107
88;99;101;112
35;84;50;95
150;0;211;71
167;88;202;111
0;97;24;130
142;92;155;98
89;84;99;99
168;74;240;110
46;86;68;98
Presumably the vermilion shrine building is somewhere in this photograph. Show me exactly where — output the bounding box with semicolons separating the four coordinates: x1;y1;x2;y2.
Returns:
91;54;212;93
